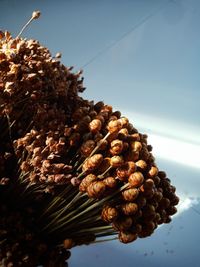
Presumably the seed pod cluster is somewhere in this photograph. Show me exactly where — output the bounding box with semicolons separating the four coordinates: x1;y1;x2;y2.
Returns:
0;20;179;267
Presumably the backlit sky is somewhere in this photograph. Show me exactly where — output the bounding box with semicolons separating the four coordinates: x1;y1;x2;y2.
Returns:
0;0;200;266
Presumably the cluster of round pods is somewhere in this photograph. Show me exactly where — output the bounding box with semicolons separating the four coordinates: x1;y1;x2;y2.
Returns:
0;11;179;267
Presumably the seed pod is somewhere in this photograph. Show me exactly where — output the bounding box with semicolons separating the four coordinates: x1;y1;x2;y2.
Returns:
158;171;166;178
107;119;122;133
63;239;74;249
97;157;111;174
119;117;129;127
118;128;129;140
32;10;41;19
89;119;102;133
148;166;158;178
159;197;170;209
97;139;108;151
121;202;138;216
131;141;142;152
142;204;156;217
122;188;139;202
80;140;96;157
82;154;103;172
143;179;155;190
87;181;106;198
113;216;133;231
119;231;137;244
117;161;136;181
128;172;144;187
94;101;104;112
110;155;124;168
169;195;179;206
124;150;139;162
135;160;147;171
166;206;177;215
79;174;97;192
103;176;117;188
109;139;123;155
101;206;119;223
136;195;147;208
152;191;163;202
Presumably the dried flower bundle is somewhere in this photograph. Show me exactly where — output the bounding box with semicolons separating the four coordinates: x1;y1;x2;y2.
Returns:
0;12;179;267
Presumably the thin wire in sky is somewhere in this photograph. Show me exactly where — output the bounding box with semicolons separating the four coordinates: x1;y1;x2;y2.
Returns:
80;0;172;69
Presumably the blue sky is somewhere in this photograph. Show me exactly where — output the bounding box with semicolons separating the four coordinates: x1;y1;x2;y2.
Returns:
1;0;200;266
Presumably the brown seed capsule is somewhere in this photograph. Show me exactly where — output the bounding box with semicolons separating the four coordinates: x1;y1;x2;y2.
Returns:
119;117;129;127
89;119;102;133
170;195;179;206
107;119;122;133
97;157;111;175
113;216;133;231
166;206;177;215
135;160;147;171
131;141;142;152
94;101;104;112
103;176;117;188
101;206;119;223
128;172;144;187
82;154;103;172
135;196;147;209
110;139;123;155
79;174;97;192
159;197;171;209
80;140;96;157
124;150;139;162
122;188;139;202
121;202;138;216
158;171;166;178
148;166;158;178
97;139;108;151
143;179;155;189
32;10;41;19
87;180;106;198
119;231;137;243
152;191;163;202
118;128;129;140
142;204;156;217
110;155;124;167
63;238;74;249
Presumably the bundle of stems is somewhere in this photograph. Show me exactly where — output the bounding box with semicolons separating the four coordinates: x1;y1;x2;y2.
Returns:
0;11;179;267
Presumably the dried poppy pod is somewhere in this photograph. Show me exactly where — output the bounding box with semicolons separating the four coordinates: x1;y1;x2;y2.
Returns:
110;139;124;155
122;188;139;202
82;154;103;172
87;180;106;198
128;171;144;187
119;231;137;244
101;205;119;223
79;174;97;192
121;202;138;216
112;216;133;231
